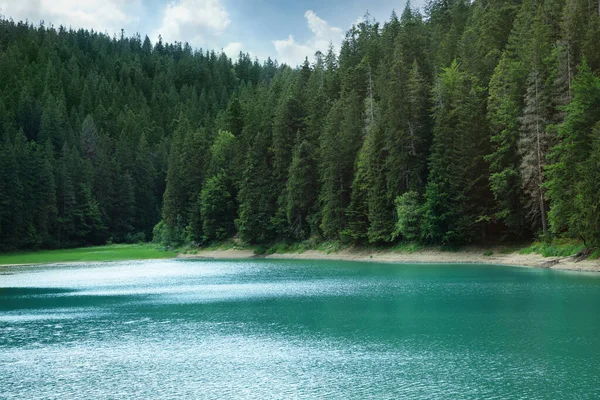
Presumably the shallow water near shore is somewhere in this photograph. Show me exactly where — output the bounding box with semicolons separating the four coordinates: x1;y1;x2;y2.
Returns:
1;259;600;399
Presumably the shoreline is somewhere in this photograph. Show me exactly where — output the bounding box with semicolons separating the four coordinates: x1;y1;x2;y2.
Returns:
178;247;600;273
1;246;598;273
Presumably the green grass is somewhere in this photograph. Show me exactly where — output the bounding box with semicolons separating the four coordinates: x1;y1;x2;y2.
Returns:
177;238;346;256
253;245;268;255
0;244;177;266
499;245;522;254
190;240;252;252
519;239;586;257
267;241;312;255
316;240;349;254
439;244;461;252
392;242;423;253
263;239;350;255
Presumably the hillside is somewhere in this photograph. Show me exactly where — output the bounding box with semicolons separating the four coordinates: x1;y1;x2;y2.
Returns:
1;0;599;253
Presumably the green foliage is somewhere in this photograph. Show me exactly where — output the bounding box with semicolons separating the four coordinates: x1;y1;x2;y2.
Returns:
318;101;346;239
422;61;492;244
486;53;526;235
571;124;600;247
2;2;600;255
253;246;267;255
200;172;236;242
0;18;242;251
439;244;462;252
162;117;209;232
393;191;422;241
204;240;251;251
152;218;186;248
319;92;363;239
236;130;276;243
546;61;600;247
267;241;312;255
519;239;585;257
392;242;423;253
286;140;319;240
207;131;236;177
133;133;158;238
0;244;176;266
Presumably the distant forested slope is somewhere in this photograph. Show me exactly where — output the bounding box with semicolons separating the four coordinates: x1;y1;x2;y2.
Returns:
1;0;600;251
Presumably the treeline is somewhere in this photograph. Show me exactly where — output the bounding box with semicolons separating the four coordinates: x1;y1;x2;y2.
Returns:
1;0;600;253
0;18;270;250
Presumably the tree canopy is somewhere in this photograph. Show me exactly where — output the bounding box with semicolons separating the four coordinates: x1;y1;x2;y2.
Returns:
2;0;600;251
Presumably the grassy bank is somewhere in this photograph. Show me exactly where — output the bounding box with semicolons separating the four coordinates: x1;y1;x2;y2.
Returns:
182;238;596;261
519;239;600;259
0;244;178;266
2;239;595;268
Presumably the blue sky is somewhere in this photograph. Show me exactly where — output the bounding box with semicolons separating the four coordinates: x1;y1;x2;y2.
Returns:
0;0;425;66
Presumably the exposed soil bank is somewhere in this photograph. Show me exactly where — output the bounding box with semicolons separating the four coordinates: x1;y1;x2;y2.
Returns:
2;246;598;273
178;247;600;273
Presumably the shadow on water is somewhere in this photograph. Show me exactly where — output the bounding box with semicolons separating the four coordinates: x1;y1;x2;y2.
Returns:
0;287;76;296
0;287;152;312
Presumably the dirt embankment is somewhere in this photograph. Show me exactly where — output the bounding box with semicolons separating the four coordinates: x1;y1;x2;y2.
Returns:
178;247;600;272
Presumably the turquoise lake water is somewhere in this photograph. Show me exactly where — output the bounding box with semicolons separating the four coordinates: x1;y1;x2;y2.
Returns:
1;259;600;399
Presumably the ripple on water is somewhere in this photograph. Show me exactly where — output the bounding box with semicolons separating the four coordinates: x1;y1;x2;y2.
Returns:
1;259;600;399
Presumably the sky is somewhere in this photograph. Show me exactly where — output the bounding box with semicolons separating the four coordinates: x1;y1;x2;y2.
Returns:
0;0;426;66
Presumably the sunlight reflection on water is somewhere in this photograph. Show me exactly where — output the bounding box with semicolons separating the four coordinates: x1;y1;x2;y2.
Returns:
1;259;600;399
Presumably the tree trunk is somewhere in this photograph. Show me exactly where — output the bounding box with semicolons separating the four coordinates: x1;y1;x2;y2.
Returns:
567;41;572;101
540;192;548;235
407;122;417;157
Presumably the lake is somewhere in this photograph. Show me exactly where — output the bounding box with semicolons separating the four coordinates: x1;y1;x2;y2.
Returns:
1;259;600;399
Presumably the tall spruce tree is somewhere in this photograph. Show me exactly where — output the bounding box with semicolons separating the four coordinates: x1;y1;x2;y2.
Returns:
546;60;600;244
236;130;276;243
517;6;554;235
286;140;319;239
422;61;491;244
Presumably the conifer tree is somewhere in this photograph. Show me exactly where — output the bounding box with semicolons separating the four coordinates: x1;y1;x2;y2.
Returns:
80;115;99;160
2;5;600;252
319;91;363;239
422;61;491;244
519;69;550;235
486;54;526;235
236;130;276;243
286;140;319;240
393;191;422;241
133;133;158;238
517;7;554;235
546;61;600;243
200;172;236;242
271;89;305;235
346;67;377;242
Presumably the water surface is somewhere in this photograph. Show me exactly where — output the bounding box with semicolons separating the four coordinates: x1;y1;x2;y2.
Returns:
1;259;600;399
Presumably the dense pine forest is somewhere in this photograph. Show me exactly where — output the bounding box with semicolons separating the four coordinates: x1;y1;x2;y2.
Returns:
1;0;600;253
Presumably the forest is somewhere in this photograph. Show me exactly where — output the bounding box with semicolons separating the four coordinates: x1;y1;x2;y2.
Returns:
0;0;599;253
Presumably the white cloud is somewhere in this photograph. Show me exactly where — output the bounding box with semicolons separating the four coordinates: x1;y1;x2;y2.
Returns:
223;42;243;59
153;0;230;47
273;35;314;67
305;10;343;50
273;10;343;67
0;0;141;35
